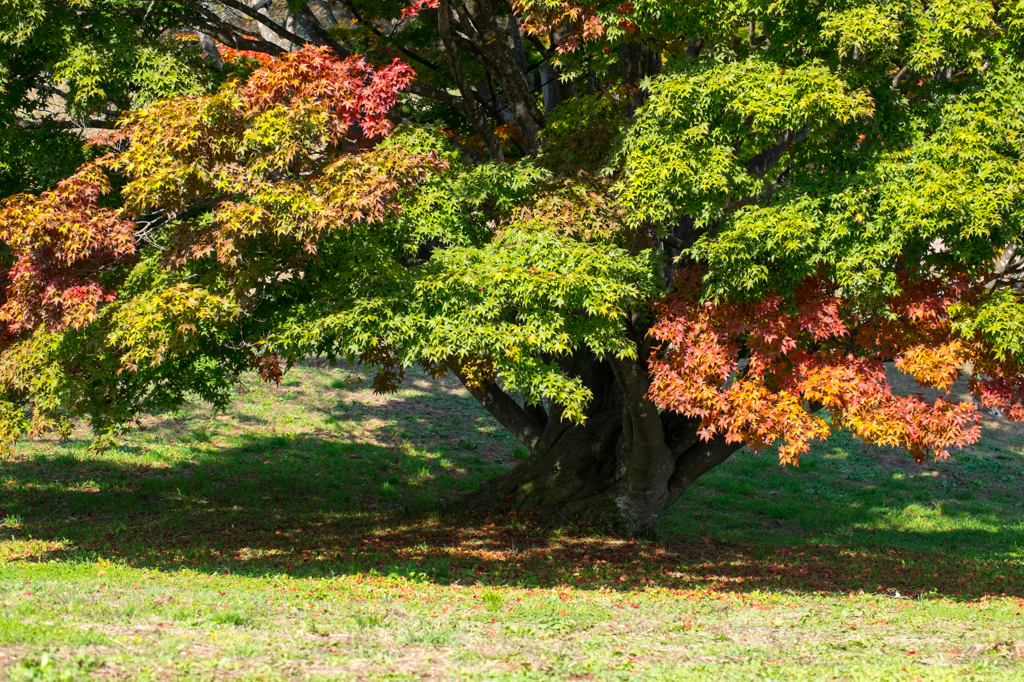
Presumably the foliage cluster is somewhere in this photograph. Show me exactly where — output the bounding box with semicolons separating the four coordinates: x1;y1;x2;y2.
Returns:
2;0;1024;504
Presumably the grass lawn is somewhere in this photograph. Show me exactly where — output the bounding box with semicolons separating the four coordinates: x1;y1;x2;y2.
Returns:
1;361;1023;680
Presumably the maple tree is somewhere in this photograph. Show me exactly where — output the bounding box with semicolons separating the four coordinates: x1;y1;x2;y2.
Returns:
3;0;1024;533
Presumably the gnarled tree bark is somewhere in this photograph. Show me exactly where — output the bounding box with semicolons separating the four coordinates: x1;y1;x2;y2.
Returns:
457;348;741;535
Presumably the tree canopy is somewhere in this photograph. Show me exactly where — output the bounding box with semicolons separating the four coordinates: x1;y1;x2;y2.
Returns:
2;0;1024;531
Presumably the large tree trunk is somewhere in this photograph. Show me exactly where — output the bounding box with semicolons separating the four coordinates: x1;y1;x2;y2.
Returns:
458;354;741;535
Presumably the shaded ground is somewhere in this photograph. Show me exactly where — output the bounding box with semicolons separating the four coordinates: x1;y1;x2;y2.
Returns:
1;362;1023;680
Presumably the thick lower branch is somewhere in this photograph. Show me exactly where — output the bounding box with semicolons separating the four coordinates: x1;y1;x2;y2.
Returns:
452;370;542;449
665;435;743;502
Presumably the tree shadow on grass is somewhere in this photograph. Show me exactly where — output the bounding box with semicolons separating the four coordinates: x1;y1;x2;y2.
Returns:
1;432;1022;600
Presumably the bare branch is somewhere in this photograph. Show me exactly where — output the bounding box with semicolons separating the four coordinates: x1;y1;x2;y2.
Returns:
15;118;116;130
212;0;315;50
891;64;911;91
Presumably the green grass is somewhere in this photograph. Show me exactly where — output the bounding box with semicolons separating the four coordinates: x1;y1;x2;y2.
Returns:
1;361;1023;680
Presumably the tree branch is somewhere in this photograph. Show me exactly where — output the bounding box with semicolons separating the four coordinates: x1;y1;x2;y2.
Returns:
312;0;339;27
289;4;350;56
338;0;439;69
661;234;686;251
212;0;317;51
890;65;911;91
507;12;529;73
456;0;544;152
665;434;743;500
451;368;544;449
123;7;287;54
744;124;808;179
437;0;505;162
15;118;116;130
